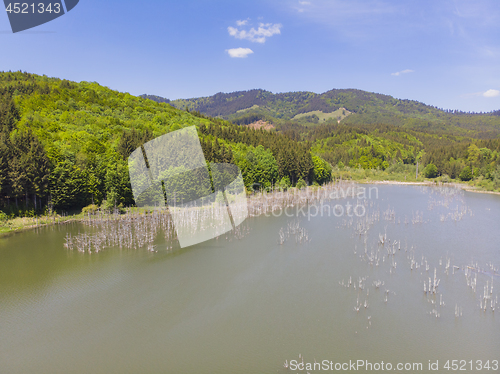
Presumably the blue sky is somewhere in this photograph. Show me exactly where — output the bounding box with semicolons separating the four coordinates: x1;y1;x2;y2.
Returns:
1;0;499;112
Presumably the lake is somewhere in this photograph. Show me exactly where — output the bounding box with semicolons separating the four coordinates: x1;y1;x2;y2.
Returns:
1;184;499;373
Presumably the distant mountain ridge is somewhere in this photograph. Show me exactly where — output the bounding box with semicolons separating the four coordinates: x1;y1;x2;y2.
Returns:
143;89;500;138
139;94;170;104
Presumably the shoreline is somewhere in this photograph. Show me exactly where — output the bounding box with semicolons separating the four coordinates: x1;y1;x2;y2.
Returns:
359;179;500;196
0;216;79;238
1;179;499;238
462;187;500;196
361;180;434;186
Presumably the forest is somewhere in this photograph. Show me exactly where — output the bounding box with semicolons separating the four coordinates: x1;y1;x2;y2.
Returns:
1;71;500;219
169;88;500;138
0;72;322;217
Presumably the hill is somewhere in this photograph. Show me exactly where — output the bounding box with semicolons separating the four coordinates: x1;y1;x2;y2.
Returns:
162;89;500;138
150;88;500;187
139;94;170;104
0;72;320;215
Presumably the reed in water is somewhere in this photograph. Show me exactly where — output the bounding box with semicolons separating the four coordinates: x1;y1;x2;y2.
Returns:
66;181;355;253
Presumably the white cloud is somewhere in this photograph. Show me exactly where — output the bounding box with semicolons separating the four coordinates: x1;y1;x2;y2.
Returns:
236;19;249;26
228;22;282;43
226;48;254;58
391;69;414;76
483;89;500;98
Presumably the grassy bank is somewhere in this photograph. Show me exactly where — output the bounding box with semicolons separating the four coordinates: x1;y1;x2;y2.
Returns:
0;212;85;236
0;206;158;237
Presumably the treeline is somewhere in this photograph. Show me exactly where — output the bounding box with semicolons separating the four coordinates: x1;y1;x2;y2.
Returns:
232;113;271;126
198;123;314;186
139;94;170;104
302;123;420;168
0;93;51;212
421;141;500;181
302;121;500;185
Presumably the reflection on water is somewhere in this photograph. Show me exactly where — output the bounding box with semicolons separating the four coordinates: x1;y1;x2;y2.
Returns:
0;185;499;374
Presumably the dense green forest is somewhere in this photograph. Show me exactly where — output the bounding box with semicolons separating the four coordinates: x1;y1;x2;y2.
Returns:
1;71;500;219
305;122;500;183
0;72;321;216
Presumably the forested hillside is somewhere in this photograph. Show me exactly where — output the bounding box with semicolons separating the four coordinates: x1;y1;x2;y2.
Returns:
0;72;323;216
165;89;500;137
303;123;500;184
